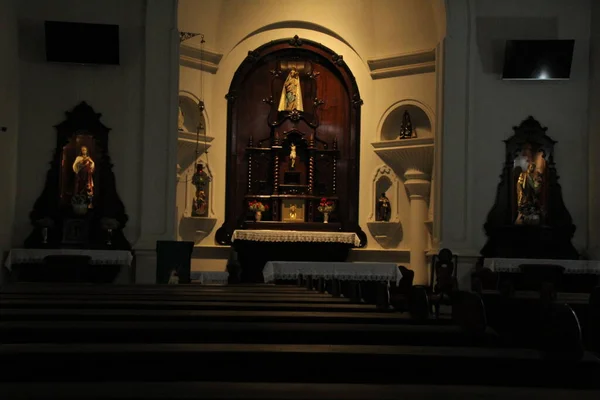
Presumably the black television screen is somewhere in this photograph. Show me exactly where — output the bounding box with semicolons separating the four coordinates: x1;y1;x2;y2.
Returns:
45;21;120;65
502;40;574;80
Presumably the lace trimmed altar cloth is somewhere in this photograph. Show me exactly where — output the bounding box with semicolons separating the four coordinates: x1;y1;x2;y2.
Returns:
484;258;600;275
263;261;402;285
232;230;361;247
4;248;134;271
190;271;229;285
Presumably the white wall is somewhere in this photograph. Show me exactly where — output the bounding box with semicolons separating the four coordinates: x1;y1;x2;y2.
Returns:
13;0;146;246
0;0;19;257
177;0;442;252
442;0;592;255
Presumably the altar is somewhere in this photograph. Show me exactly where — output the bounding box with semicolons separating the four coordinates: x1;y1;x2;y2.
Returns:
479;257;600;293
231;229;360;283
4;248;134;284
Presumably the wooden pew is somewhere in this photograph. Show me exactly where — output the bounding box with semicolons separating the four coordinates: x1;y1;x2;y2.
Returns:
1;342;599;388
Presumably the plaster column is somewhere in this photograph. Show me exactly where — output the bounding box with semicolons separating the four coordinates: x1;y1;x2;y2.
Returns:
135;0;179;283
0;0;18;286
404;171;431;286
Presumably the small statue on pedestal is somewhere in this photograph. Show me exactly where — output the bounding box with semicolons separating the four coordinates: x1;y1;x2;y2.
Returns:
376;192;391;222
289;143;297;169
289;204;297;220
399;110;416;139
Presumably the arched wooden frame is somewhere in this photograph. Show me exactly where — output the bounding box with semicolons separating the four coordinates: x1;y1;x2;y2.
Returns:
216;36;365;245
25;102;130;250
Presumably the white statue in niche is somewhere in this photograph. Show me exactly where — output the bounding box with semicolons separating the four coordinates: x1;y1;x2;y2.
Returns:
178;106;186;131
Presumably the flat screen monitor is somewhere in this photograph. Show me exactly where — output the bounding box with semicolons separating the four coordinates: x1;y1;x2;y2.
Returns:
45;21;120;65
502;40;574;80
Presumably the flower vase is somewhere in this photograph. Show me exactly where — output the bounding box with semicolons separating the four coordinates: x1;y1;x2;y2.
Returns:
323;212;329;224
255;211;262;222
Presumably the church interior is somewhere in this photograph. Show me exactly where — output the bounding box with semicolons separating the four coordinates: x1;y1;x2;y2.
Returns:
1;0;600;397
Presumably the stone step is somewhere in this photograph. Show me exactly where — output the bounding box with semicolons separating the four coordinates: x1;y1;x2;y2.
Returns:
1;343;598;388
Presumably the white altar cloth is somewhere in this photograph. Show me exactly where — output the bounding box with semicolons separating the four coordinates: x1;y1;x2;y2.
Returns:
484;258;600;275
232;230;361;247
263;261;402;285
190;271;229;285
4;248;134;272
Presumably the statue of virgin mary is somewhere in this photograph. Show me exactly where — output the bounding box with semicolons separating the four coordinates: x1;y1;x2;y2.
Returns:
278;68;303;112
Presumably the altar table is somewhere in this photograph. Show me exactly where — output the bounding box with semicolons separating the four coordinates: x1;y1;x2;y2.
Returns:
263;261;402;285
231;230;361;283
484;258;600;275
4;248;134;284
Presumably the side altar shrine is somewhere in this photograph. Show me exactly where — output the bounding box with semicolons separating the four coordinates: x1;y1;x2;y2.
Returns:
3;102;133;284
215;37;368;282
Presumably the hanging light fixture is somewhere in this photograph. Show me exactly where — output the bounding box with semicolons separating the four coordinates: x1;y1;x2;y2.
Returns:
191;34;210;217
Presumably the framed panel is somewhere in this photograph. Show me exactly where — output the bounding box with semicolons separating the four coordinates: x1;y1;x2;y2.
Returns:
282;199;305;222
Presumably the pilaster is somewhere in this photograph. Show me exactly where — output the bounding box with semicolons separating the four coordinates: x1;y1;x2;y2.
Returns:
134;0;179;281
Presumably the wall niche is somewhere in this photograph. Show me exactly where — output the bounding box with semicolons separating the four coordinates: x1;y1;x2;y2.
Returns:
367;165;402;249
380;102;432;141
176;92;216;245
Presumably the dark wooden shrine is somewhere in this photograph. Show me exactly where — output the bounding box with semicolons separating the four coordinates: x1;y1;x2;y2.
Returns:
481;116;577;259
215;36;366;246
24;102;131;250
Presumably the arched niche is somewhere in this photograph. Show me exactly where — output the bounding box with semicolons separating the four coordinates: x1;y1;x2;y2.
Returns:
178;92;206;133
177;92;213;174
368;165;400;223
366;165;402;249
379;100;433;141
215;35;365;246
176;92;217;246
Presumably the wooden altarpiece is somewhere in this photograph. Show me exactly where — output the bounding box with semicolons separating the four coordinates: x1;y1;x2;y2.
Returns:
24;102;131;250
481;116;577;259
215;36;366;246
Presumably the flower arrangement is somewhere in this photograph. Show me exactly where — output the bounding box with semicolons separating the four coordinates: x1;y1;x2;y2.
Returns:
318;198;335;213
248;200;269;212
71;194;89;206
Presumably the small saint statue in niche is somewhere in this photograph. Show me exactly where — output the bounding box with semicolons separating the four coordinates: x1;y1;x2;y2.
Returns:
515;160;544;225
399;110;416;139
278;68;303;112
289;204;297;220
178;106;185;131
289;143;297;169
376;192;391;222
73;145;95;207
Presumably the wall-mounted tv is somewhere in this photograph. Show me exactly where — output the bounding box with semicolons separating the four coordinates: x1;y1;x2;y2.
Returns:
502;40;574;80
45;21;120;65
